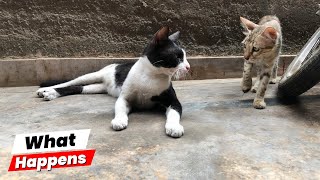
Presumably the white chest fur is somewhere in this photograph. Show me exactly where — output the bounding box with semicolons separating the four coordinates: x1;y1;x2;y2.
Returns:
120;57;171;108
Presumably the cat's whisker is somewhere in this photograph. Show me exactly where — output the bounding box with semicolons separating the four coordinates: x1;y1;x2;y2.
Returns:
173;69;184;80
174;68;192;80
152;60;164;65
176;70;181;80
185;72;192;80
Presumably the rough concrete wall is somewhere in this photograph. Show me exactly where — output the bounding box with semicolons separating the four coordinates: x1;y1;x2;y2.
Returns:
0;0;318;58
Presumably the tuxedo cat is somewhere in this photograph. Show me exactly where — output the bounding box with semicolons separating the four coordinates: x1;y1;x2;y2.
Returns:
36;27;190;138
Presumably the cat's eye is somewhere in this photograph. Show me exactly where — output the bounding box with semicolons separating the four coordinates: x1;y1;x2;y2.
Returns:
252;47;260;52
176;53;183;61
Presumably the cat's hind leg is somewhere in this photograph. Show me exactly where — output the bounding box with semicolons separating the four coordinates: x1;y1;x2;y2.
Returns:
82;84;107;94
269;57;279;84
42;84;107;101
37;64;116;97
37;71;103;97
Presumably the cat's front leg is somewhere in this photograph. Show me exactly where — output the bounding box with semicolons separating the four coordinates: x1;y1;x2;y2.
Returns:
251;65;261;93
253;68;271;109
111;96;131;130
241;61;253;93
151;84;184;137
165;87;184;138
165;104;184;138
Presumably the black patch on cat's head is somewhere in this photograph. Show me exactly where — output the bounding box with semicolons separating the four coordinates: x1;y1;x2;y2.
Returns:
143;27;184;68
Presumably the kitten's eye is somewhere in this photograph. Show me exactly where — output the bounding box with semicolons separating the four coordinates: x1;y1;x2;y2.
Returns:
253;47;260;52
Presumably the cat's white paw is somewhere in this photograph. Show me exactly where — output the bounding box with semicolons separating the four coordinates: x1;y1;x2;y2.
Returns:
111;117;128;131
36;87;52;97
165;123;184;138
42;89;60;101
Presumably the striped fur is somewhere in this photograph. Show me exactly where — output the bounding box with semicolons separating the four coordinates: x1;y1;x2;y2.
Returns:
240;15;282;109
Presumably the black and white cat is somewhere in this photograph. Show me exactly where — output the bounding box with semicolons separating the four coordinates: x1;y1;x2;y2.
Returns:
36;27;190;138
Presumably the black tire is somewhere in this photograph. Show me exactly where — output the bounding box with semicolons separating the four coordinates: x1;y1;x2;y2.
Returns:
278;27;320;97
278;49;320;97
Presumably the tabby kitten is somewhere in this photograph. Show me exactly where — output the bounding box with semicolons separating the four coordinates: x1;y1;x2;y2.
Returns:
240;16;282;109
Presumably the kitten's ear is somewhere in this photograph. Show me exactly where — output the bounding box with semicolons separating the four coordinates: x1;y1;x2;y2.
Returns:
240;17;258;35
262;27;278;41
153;26;169;44
169;31;180;41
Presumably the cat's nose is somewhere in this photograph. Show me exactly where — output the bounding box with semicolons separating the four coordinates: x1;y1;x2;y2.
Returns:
244;52;250;60
185;64;190;71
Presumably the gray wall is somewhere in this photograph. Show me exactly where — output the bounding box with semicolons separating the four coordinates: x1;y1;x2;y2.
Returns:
0;0;319;58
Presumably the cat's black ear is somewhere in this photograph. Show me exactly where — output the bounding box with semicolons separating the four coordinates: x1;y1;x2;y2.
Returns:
169;31;180;42
153;26;169;44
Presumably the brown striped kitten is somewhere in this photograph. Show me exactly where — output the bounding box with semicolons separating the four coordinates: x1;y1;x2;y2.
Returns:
240;16;282;109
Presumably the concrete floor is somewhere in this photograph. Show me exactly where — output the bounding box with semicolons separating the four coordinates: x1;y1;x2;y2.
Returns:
0;79;320;179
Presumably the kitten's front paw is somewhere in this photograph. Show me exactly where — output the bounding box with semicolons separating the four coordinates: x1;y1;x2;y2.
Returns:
269;79;277;84
242;85;252;93
111;117;128;131
253;99;266;109
165;123;184;138
241;79;252;93
251;86;258;93
42;89;60;101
